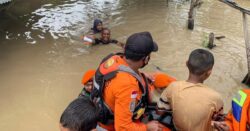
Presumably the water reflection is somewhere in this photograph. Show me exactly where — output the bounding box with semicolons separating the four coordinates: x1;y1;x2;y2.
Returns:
1;0;123;43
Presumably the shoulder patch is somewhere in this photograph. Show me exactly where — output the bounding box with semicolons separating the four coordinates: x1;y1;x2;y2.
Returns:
104;58;115;69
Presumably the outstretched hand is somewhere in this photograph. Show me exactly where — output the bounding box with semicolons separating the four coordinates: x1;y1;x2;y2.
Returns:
117;42;125;48
211;121;230;131
146;120;165;131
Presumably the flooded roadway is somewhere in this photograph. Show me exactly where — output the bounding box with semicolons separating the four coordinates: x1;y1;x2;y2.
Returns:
0;0;250;130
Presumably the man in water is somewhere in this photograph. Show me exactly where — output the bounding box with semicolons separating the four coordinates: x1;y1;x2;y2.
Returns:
84;28;124;47
94;28;123;46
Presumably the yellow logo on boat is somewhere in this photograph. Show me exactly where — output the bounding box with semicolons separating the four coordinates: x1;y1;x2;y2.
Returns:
104;58;115;69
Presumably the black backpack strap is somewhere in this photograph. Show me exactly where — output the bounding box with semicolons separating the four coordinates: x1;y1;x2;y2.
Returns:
93;71;117;125
100;71;118;99
141;73;149;104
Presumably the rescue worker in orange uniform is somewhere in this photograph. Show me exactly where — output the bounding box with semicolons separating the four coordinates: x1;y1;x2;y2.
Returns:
212;89;250;131
93;32;167;131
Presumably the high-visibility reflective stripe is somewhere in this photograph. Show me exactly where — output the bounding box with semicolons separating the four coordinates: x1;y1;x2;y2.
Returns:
118;65;146;96
93;76;100;90
233;90;247;107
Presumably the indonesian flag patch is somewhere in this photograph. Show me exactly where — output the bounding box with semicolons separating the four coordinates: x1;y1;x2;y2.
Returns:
130;91;137;112
131;91;138;99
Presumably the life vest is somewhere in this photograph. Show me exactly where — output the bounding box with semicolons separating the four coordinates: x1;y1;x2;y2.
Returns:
90;53;149;125
231;89;250;131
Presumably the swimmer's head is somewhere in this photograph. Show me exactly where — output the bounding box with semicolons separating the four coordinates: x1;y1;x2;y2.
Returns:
101;28;111;42
93;19;103;33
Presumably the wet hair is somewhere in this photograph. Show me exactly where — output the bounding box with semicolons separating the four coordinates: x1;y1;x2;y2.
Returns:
92;19;103;34
60;97;98;131
101;28;110;33
187;49;214;75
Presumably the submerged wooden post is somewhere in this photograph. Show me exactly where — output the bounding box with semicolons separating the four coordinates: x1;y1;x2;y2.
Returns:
188;0;195;30
208;32;216;49
242;13;250;85
188;0;203;30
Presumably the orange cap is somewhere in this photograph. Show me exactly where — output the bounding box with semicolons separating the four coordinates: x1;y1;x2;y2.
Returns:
81;69;96;85
153;73;176;88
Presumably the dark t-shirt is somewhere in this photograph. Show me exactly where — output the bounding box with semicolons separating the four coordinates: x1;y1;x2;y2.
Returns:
94;38;118;45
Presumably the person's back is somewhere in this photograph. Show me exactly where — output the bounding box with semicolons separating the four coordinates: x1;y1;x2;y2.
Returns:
163;81;223;131
158;49;224;131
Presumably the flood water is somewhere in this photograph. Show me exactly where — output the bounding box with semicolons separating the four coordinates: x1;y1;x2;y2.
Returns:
0;0;250;130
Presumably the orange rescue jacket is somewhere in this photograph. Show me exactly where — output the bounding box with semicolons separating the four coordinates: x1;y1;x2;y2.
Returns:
225;89;250;131
97;54;148;130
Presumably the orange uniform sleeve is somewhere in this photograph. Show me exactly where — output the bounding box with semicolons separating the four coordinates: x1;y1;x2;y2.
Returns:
225;110;234;131
111;73;147;131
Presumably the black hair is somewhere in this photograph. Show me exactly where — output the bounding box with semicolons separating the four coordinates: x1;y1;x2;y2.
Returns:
187;49;214;75
60;97;98;131
101;28;110;33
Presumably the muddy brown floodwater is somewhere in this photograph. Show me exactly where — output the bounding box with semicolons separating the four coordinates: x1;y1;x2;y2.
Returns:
0;0;250;130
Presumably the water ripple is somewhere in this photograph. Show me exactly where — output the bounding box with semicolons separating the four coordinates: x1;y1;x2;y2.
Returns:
30;0;120;40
